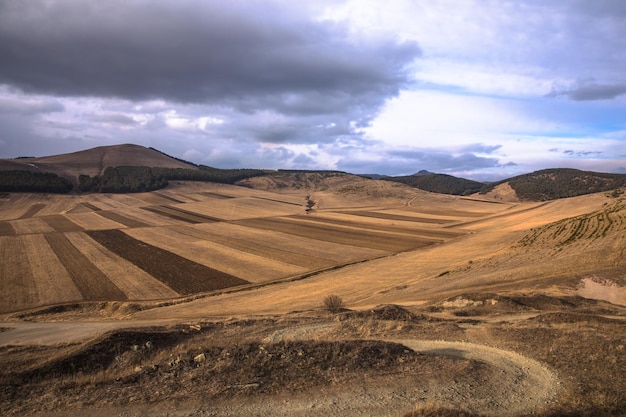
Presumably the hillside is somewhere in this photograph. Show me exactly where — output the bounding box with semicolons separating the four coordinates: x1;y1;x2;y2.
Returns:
481;168;626;201
0;144;198;182
383;172;485;196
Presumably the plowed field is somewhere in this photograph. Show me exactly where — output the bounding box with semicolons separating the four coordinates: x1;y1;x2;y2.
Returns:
0;181;505;313
87;229;249;294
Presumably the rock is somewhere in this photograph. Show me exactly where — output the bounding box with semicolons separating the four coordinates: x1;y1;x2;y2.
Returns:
194;353;206;364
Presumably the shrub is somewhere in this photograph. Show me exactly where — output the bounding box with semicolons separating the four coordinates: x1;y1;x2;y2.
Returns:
323;294;345;313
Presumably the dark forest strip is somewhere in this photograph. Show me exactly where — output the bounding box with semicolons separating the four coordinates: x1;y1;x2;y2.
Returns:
44;233;127;300
95;211;150;228
86;229;249;294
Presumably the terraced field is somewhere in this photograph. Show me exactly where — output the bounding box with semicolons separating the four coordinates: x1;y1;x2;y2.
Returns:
0;182;503;314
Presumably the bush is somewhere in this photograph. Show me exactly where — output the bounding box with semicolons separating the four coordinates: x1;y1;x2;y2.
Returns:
323;294;345;313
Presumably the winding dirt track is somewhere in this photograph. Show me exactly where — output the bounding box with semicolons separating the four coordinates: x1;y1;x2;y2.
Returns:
0;321;560;416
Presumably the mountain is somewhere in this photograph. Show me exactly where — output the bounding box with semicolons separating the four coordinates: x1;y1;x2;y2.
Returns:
481;168;626;201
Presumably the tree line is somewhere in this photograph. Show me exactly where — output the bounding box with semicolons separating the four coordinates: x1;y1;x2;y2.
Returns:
0;170;73;193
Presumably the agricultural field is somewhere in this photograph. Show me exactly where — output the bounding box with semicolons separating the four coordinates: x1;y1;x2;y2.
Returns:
1;176;625;417
0;180;492;314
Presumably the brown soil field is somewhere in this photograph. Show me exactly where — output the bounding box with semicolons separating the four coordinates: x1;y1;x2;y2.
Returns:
141;205;220;224
44;233;127;300
10;217;56;235
87;229;249;294
41;215;83;232
95;211;151;228
0;176;625;416
64;232;178;300
18;203;46;219
171;224;336;269
0;221;15;236
232;216;440;252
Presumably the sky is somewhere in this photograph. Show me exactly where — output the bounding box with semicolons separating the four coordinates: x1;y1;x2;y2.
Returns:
0;0;625;181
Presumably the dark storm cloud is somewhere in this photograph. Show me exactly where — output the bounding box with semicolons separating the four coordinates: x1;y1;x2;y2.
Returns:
0;1;420;114
0;96;64;115
547;82;626;101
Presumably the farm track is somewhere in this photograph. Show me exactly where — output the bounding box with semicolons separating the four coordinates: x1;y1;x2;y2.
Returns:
233;216;440;252
44;233;127;300
87;229;249;294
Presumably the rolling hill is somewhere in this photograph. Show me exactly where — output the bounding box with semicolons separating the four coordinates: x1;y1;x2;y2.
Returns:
0;144;198;180
481;168;626;201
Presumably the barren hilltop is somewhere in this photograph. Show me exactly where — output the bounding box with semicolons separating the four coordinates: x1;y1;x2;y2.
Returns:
0;145;624;416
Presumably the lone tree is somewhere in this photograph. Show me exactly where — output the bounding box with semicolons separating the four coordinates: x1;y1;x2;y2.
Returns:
323;294;345;313
305;195;316;213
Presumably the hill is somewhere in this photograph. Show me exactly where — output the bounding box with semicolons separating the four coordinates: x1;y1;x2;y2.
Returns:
0;144;198;180
384;172;485;196
481;168;626;201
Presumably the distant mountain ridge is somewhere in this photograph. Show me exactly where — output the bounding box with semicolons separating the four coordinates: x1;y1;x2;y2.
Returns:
1;144;625;199
383;172;484;196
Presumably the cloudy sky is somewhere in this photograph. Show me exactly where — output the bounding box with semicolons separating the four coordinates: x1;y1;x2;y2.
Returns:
0;0;625;181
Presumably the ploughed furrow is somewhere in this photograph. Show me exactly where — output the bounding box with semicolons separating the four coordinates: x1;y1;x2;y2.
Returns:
44;233;127;301
0;236;36;312
202;192;235;199
154;192;185;204
95;211;150;228
142;205;220;224
339;210;457;224
172;225;335;270
86;229;249;294
289;214;464;239
41;215;83;232
232;217;438;252
82;202;102;212
18;204;45;219
0;221;15;236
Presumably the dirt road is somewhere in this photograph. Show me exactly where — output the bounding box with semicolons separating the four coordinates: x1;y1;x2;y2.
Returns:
1;321;560;417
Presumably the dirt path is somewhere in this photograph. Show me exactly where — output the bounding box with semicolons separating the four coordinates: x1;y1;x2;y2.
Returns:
394;339;559;416
1;321;560;417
